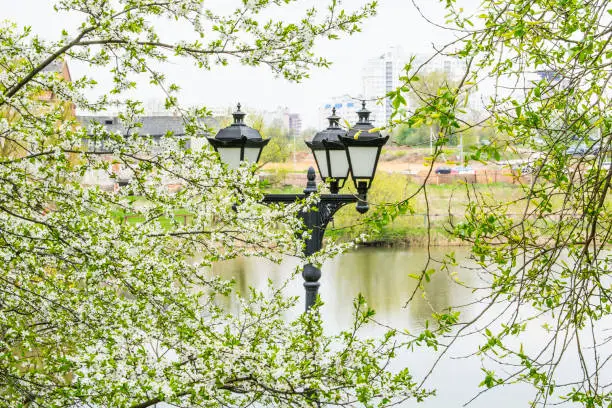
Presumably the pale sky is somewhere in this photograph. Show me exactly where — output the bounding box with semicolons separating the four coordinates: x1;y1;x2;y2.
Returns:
3;0;467;127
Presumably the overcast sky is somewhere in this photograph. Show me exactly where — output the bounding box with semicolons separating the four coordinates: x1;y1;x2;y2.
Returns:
3;0;467;127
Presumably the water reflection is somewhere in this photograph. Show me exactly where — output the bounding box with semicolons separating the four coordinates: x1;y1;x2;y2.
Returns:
209;247;602;408
211;247;472;332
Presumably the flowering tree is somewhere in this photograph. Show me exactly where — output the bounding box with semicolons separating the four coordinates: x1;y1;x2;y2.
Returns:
382;0;612;406
0;1;433;407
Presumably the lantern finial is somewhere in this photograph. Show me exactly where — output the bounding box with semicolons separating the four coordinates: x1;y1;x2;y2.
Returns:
305;166;317;193
341;99;389;190
233;103;246;124
357;100;371;124
327;107;341;129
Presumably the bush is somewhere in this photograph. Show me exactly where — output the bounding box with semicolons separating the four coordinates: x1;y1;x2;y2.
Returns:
395;125;431;147
260;136;290;163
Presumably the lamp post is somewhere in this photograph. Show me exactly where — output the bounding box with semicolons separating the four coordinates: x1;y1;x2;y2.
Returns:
208;102;388;310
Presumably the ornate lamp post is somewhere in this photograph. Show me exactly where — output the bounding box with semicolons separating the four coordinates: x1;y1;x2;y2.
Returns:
209;102;388;310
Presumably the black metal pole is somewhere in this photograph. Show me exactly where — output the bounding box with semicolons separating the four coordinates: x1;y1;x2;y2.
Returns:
301;168;322;311
263;167;362;311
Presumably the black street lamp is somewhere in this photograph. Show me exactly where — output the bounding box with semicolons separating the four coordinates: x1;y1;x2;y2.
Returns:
206;103;269;169
305;107;350;194
209;102;388;310
340;101;390;203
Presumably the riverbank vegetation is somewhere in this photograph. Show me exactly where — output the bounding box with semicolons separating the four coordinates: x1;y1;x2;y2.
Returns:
262;170;529;246
382;0;612;405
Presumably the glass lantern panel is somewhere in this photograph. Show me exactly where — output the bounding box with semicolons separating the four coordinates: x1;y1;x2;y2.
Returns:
243;147;261;163
313;150;329;178
218;147;242;169
329;149;350;178
347;146;379;178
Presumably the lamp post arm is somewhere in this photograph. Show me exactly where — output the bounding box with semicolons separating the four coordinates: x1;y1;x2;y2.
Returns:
262;193;359;256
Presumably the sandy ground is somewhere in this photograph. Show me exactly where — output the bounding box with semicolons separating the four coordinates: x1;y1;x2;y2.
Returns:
261;151;491;176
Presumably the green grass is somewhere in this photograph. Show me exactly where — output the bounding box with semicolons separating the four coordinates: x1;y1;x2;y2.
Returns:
111;173;527;246
328;172;525;246
261;183;302;194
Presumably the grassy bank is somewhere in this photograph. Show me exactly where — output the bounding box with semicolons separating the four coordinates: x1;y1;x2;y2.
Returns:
258;169;526;246
110;172;525;247
317;172;524;246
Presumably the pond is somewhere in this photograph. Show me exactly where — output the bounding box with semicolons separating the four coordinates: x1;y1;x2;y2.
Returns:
211;247;607;407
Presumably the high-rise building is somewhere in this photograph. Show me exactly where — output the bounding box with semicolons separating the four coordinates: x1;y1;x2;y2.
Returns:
287;113;302;137
412;54;466;82
317;95;362;129
362;47;467;127
362;46;405;127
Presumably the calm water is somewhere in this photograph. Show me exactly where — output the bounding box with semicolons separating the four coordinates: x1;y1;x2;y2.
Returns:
211;247;610;408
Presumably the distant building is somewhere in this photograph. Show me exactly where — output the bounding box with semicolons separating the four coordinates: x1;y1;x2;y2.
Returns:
251;106;302;137
287;113;302;137
77;115;222;153
78;115;189;149
412;54;465;81
77;115;219;189
362;47;405;127
209;105;233;118
317;95;362;129
41;60;72;83
361;47;467;126
78;115;187;135
258;106;286;127
39;60;76;116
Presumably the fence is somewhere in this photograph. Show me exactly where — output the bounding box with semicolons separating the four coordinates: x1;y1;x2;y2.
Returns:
273;169;526;187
